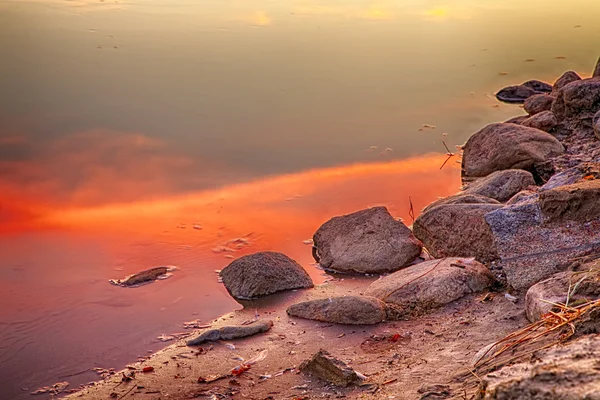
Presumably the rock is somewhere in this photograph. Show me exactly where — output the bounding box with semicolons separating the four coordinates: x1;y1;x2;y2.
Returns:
594;110;600;140
524;94;554;115
299;349;363;387
539;179;600;223
506;190;537;205
287;296;387;325
485;195;600;290
594;56;600;78
461;123;565;178
522;80;553;93
413;203;502;262
521;110;558;132
541;162;600;190
496;85;537;103
312;206;422;274
479;335;600;399
463;170;536;202
186;320;273;346
552;70;581;92
422;193;500;214
365;258;494;317
552;78;600;121
220;252;313;300
109;266;170;287
504;115;529;125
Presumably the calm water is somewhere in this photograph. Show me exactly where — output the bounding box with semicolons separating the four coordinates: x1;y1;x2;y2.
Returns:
1;0;600;398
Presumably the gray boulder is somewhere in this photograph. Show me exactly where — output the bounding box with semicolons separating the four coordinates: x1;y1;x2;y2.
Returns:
479;335;600;399
552;78;600;121
312;206;422;274
220;252;313;300
287;295;387;325
461;123;564;178
552;70;581;93
521;110;558;132
524;94;554;115
365;258;494;317
422;193;500;214
463;170;535;202
413;203;502;263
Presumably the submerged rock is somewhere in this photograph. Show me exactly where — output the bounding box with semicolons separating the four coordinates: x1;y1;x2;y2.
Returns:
413;203;502;263
365;257;494;317
552;78;600;121
552;70;581;93
496;85;537;103
186;320;273;346
461;123;564;178
463;170;535;202
109;266;173;287
479;335;600;399
524;94;554;115
220;252;313;300
300;350;363;387
422;193;500;214
287;295;387;325
521;110;558;132
522;80;553;93
312;206;422;274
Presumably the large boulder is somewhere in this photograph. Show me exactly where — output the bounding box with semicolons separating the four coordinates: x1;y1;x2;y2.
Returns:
539;179;600;223
312;207;422;274
461;123;565;178
521;110;558;132
422;193;500;214
220;252;313;300
524;94;554;115
479;336;600;399
463;170;535;202
413;203;502;263
287;296;387;325
485;194;600;290
551;78;600;121
365;258;494;317
552;70;581;93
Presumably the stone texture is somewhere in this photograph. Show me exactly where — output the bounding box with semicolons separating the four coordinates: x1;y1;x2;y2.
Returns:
524;94;554;115
503;115;529;125
594;110;600;140
479;335;600;399
485;195;600;290
496;85;536;103
187;320;273;346
463;170;536;202
539;179;600;223
461;123;564;178
220;252;313;300
552;78;600;122
422;193;500;214
506;190;537;205
541;162;600;190
312;206;422;274
365;258;494;317
521;110;558;132
522;80;553;93
525;271;571;322
300;349;363;387
413;203;502;263
287;296;387;325
552;70;581;93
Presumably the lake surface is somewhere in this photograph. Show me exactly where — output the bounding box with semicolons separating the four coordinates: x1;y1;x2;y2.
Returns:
1;0;600;398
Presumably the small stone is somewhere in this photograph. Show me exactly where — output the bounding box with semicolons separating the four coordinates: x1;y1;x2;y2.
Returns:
299;349;363;387
521;111;558;132
186;320;273;346
523;94;554;115
552;70;581;93
287;296;387;325
463;170;536;202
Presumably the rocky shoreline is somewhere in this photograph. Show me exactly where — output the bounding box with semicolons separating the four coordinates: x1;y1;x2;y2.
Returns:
64;59;600;400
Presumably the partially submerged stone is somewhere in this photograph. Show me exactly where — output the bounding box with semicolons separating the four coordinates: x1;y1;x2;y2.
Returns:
364;258;494;317
312;206;422;274
461;123;564;178
479;335;600;399
287;295;387;325
496;85;536;103
109;266;172;287
522;80;553;93
422;193;500;214
463;170;535;202
521;111;558;133
524;94;554;116
413;203;502;263
186;320;273;346
299;349;363;387
220;252;313;300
